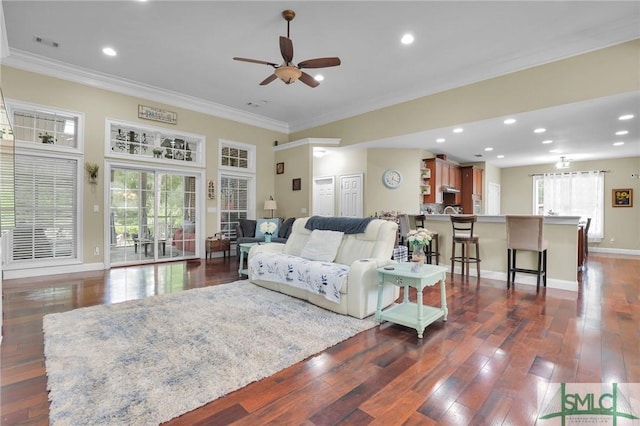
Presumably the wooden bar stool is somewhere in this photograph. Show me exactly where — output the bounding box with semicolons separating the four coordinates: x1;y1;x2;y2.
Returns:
505;215;548;292
426;232;440;265
450;215;480;279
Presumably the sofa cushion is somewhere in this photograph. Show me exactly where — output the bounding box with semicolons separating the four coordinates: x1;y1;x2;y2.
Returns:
279;217;296;238
255;218;280;239
300;230;344;262
238;219;256;237
183;220;195;234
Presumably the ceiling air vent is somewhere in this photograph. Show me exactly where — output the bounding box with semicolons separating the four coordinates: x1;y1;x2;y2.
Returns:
33;36;59;48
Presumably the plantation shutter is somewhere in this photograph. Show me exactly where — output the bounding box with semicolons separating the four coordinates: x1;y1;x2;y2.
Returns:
220;175;249;240
12;154;77;261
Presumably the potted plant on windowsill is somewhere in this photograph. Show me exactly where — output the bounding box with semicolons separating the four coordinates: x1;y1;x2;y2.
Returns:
85;162;99;184
39;132;56;144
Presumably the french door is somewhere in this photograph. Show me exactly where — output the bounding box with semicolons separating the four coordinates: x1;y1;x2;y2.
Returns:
108;165;199;266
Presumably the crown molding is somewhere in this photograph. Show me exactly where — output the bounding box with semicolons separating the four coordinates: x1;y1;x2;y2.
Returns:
2;49;290;134
0;3;8;60
273;137;341;152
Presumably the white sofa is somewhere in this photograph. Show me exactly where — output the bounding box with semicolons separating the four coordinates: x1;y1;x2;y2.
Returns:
248;217;400;319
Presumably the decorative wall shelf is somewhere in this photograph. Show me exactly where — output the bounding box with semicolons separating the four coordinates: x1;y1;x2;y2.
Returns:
105;119;205;167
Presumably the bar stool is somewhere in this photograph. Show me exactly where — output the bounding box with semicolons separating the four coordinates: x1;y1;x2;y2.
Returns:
505;215;548;292
450;215;480;279
425;232;440;265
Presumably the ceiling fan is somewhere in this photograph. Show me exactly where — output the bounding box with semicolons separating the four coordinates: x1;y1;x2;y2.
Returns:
233;10;341;88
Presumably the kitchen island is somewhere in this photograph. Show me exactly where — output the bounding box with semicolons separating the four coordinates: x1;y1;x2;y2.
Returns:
419;215;581;291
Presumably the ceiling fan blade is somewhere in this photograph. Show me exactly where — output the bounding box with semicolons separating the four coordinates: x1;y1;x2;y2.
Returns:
280;36;294;64
233;57;277;67
299;72;319;88
298;57;341;69
259;74;278;86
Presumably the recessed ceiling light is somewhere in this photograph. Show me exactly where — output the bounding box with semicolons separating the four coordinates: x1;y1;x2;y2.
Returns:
453;128;463;133
613;141;625;146
534;128;546;133
484;147;493;151
497;155;505;158
401;34;414;45
615;130;629;136
619;114;634;120
102;47;117;56
503;118;516;124
542;140;553;144
549;149;561;153
436;138;445;143
314;74;324;82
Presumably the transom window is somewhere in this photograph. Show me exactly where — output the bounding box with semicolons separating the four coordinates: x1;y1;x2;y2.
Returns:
219;140;255;172
11;106;80;149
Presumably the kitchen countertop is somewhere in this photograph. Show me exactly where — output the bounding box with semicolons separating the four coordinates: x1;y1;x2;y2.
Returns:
421;215;581;225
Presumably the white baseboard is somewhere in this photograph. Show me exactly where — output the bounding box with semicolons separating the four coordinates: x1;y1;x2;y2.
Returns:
449;266;578;292
589;247;640;256
4;262;106;280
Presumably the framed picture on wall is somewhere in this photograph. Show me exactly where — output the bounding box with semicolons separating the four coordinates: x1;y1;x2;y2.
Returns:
276;162;284;174
292;178;301;191
612;188;632;207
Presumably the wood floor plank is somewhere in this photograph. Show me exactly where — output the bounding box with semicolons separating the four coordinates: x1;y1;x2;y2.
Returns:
1;254;638;425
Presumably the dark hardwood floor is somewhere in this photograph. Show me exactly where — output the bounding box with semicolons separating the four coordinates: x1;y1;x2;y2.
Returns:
1;253;638;425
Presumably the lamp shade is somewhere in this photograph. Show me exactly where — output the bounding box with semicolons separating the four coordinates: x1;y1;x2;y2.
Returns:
264;199;277;211
274;66;302;84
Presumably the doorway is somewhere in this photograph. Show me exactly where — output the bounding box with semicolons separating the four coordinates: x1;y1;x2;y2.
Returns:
339;173;363;217
313;176;335;216
108;166;200;266
488;182;501;215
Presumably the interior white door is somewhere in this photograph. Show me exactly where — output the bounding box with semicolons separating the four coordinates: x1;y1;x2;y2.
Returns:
313;177;335;216
340;173;364;217
488;182;501;215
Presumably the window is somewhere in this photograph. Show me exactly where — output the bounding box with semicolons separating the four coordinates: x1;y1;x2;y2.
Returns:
106;119;203;166
219;140;254;172
6;101;83;269
11;105;80;149
218;140;256;241
533;171;604;241
11;154;78;262
219;175;250;240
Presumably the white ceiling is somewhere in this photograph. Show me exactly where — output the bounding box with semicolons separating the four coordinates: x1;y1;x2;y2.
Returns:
2;1;639;168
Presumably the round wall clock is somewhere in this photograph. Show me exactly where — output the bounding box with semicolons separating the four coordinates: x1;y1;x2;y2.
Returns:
382;169;403;189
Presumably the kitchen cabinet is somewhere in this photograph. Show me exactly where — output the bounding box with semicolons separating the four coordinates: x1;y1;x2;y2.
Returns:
421;158;462;205
461;166;483;214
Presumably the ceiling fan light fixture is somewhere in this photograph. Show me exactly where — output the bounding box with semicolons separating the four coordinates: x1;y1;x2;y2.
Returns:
274;66;302;84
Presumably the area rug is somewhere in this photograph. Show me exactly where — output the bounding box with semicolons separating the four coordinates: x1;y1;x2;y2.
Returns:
43;280;375;426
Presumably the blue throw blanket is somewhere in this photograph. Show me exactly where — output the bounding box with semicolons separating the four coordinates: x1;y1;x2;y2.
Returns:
304;216;374;234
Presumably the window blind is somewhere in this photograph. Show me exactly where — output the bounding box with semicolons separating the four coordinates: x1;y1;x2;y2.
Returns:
220;175;249;239
11;154;78;261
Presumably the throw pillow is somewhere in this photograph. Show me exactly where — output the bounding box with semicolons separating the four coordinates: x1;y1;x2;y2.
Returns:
238;219;256;237
300;229;344;262
255;218;280;239
279;217;296;238
183;220;195;234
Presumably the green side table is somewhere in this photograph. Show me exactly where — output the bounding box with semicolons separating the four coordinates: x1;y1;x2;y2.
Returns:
238;242;259;277
376;262;448;338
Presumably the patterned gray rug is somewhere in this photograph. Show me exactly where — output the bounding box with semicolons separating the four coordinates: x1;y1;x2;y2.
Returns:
43;280;375;425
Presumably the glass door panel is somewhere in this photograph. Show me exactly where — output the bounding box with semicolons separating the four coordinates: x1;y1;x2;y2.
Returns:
109;166;199;266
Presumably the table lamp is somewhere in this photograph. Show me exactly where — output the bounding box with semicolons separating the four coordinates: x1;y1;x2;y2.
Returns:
264;196;277;218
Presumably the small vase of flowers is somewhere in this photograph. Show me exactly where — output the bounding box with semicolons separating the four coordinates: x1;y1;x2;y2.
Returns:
407;228;432;265
260;221;278;243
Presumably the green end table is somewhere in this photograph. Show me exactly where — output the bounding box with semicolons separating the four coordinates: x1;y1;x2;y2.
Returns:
238;242;259;277
376;262;448;338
